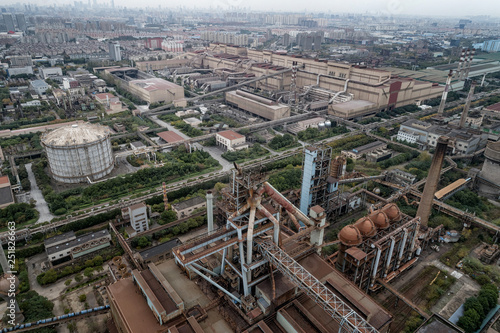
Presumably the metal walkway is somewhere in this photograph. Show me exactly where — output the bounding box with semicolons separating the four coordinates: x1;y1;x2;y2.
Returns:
257;239;378;333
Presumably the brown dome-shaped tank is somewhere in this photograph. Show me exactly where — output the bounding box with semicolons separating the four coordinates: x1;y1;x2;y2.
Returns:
0;274;19;296
382;203;402;222
354;217;377;237
369;210;390;229
338;225;363;246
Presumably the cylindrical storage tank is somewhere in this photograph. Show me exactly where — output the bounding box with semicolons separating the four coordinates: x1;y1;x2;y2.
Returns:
41;123;114;183
338;225;363;246
325;120;332;128
318;122;326;131
354;217;377;237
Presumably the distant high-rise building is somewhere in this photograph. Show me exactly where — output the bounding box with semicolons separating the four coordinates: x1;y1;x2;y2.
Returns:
3;13;15;32
283;33;290;47
15;14;26;32
108;42;121;61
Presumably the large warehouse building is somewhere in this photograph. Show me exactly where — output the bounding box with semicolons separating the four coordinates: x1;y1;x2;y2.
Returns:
225;90;290;120
187;44;443;119
128;78;184;104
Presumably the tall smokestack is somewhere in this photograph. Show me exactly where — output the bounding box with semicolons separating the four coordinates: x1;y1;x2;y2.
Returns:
459;81;476;128
454;49;466;79
464;48;475;80
460;49;470;81
416;136;450;226
437;69;454;115
206;190;214;232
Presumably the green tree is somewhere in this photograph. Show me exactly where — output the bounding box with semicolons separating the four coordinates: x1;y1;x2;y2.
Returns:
83;267;94;278
17;291;54;322
160;210;177;225
78;294;87;302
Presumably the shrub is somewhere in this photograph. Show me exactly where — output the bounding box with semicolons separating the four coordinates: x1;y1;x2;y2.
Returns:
79;294;87;302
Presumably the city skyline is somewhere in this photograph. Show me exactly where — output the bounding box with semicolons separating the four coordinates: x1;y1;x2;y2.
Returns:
2;0;500;18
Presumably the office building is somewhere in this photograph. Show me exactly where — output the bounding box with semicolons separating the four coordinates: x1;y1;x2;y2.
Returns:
108;42;121;61
2;13;14;32
15;13;26;31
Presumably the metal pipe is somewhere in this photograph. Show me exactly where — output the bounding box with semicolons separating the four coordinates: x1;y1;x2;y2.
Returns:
257;204;280;244
263;182;315;227
246;206;257;271
189;265;241;303
288;213;302;231
191;262;218;276
384;237;396;277
206;191;214;232
370;245;382;287
396;228;408;269
329;79;350;104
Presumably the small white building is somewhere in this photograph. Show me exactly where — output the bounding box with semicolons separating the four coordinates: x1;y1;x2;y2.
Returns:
30;80;49;95
216;130;248;151
397;129;420;144
183;117;202;127
40;67;63;79
123;202;149;235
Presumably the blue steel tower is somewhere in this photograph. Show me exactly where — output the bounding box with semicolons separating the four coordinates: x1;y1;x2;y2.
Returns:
299;146;332;215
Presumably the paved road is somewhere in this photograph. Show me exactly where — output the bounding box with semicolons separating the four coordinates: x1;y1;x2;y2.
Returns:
26;163;54;223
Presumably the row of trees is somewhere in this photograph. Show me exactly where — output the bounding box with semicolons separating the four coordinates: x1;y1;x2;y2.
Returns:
171;120;204;137
268;134;299;151
0;115;56;131
34;148;219;213
375;104;419;119
457;283;498;333
222;144;269;162
328;134;374;154
297;125;349;142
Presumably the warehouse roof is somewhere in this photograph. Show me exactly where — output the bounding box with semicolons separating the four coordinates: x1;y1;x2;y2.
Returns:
172;196;205;212
44;231;76;248
157;131;184;143
46;229;110;255
129;78;182;92
139;238;180;261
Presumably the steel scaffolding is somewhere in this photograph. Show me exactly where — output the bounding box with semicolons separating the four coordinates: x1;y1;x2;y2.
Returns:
257;239;378;333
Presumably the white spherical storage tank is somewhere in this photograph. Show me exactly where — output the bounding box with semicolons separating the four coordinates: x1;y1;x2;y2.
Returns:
41;123;114;183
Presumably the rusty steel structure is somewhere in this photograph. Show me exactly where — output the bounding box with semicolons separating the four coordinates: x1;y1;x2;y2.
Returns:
334;205;425;292
299;145;333;214
171;163;383;333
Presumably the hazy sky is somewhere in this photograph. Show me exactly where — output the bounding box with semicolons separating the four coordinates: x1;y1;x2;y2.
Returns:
6;0;500;17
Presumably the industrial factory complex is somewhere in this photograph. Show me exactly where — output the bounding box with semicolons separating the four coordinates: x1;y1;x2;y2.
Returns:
3;7;500;333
